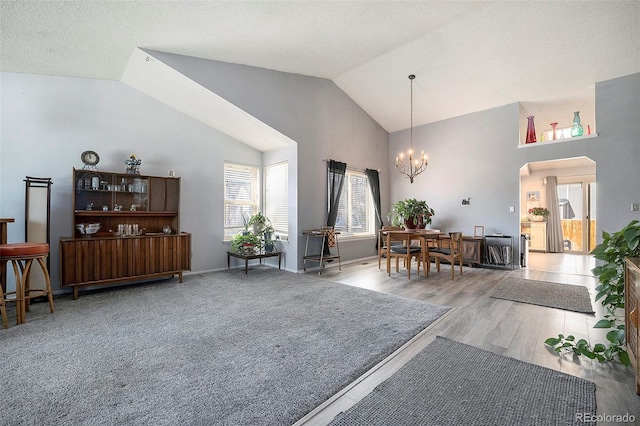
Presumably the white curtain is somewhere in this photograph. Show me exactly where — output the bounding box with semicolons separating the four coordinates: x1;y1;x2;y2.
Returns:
546;176;564;253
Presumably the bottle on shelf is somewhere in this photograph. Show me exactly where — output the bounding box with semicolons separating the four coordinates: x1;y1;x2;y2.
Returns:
571;111;584;137
525;116;537;144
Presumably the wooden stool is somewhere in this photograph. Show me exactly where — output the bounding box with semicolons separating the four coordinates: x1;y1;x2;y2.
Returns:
0;242;54;326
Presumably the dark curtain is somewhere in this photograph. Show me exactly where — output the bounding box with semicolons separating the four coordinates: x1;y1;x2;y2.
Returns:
365;168;383;249
325;160;347;255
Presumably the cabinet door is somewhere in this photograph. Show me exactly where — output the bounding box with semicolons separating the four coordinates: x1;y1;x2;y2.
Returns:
529;223;547;251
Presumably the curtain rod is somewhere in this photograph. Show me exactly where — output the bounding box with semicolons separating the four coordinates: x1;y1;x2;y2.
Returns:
321;159;380;173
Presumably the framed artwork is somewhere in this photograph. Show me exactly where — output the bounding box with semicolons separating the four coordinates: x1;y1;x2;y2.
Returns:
474;226;485;238
526;191;540;201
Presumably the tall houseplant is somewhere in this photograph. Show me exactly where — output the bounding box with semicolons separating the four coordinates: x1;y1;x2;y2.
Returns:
545;220;640;365
388;198;435;229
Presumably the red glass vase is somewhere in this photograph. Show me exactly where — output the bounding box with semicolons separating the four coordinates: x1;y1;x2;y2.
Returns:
525;116;536;144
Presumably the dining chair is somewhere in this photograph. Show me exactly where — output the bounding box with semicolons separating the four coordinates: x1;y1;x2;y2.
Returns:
385;231;428;279
430;231;464;280
377;226;404;269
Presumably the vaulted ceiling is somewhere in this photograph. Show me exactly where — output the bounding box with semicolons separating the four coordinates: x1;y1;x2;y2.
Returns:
2;1;639;137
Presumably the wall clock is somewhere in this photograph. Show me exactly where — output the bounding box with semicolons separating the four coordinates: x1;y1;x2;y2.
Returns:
81;150;99;170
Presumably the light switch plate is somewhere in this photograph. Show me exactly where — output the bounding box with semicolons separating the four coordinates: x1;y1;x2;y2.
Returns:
509;206;515;213
632;203;639;212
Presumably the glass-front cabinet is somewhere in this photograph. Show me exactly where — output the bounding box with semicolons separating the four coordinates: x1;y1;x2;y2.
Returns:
73;168;179;238
62;168;190;299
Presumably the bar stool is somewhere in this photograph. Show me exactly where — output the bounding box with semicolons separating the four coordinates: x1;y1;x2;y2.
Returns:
0;242;55;326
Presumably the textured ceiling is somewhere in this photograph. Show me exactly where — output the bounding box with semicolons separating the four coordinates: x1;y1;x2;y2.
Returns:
1;1;639;134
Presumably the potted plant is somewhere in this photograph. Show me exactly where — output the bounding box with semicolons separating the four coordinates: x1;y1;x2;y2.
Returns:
263;224;276;253
248;212;269;234
388;198;435;229
528;207;549;221
231;232;262;255
545;220;640;365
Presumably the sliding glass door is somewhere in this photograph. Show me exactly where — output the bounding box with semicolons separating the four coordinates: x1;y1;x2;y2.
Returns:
557;182;596;253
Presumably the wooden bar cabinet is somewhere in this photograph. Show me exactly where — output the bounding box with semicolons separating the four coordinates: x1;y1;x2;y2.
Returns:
60;169;191;299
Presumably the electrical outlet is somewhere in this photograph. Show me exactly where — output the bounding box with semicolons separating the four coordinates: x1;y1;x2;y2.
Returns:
632;203;639;212
509;206;515;213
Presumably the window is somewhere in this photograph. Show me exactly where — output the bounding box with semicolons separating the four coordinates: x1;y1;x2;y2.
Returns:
224;162;259;240
265;162;288;240
332;169;375;237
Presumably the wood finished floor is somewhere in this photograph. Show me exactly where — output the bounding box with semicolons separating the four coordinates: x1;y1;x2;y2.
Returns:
297;252;640;425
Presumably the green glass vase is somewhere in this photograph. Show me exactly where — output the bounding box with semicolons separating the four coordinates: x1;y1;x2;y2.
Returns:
571;111;583;137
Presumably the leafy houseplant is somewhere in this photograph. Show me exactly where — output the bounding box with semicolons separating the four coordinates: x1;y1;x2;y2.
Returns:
231;232;262;255
544;220;640;365
528;207;549;217
248;212;269;234
388;198;435;229
263;224;276;253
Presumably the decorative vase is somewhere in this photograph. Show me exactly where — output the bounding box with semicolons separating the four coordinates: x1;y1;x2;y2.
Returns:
550;122;558;140
571;111;583;137
125;155;142;175
525;116;536;144
531;215;545;222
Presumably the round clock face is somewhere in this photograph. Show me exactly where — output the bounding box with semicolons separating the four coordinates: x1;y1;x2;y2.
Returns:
81;150;99;166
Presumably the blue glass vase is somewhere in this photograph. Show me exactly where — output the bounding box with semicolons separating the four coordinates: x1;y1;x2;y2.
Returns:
571;111;583;137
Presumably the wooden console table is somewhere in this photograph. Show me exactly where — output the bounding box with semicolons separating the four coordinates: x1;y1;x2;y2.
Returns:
227;251;282;275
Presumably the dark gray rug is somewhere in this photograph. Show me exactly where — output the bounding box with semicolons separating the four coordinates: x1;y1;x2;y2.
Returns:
330;336;597;426
490;277;594;313
0;267;448;425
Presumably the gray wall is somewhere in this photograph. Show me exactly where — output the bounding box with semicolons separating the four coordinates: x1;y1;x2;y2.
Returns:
1;67;638;293
0;72;262;291
142;50;391;268
388;72;640;261
0;61;390;292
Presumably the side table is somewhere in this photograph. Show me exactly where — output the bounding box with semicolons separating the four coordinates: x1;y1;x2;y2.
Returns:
302;228;341;275
227;251;282;275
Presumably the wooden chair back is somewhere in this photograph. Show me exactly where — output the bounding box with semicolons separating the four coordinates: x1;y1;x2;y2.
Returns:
430;231;464;280
377;226;404;269
385;231;427;279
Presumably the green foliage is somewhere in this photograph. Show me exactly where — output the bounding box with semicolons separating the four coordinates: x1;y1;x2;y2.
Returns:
248;212;272;235
528;207;549;217
232;213;278;254
387;198;435;226
230;232;262;254
545;220;640;366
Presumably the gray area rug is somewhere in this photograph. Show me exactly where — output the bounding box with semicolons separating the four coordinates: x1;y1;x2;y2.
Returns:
490;277;594;313
330;336;597;426
0;267;448;425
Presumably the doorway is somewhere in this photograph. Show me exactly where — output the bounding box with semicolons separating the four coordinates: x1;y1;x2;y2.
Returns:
520;157;596;255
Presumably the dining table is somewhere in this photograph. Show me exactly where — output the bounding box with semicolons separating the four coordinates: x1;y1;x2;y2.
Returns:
379;228;443;277
0;218;15;292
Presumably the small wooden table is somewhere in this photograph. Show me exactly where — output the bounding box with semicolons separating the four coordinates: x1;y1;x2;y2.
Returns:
227;251;282;275
0;218;15;292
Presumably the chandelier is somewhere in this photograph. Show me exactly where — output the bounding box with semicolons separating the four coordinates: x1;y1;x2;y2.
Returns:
395;74;427;183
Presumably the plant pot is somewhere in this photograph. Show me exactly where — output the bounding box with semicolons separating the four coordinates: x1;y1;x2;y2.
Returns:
531;215;545;222
404;217;418;229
